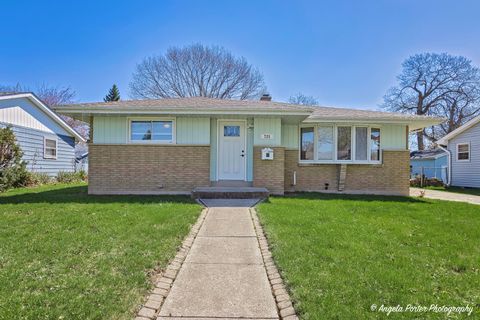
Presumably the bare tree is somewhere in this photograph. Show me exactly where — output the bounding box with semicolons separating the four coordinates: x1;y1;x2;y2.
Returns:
288;93;319;106
0;83;88;139
130;44;266;100
383;53;480;150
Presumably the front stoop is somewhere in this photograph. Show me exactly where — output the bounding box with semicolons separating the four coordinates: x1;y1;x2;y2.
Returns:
191;186;269;199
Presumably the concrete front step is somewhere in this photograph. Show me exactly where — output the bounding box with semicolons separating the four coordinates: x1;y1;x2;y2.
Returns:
192;186;269;199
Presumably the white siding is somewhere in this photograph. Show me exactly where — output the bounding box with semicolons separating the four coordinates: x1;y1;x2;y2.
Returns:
448;122;480;187
0;97;70;136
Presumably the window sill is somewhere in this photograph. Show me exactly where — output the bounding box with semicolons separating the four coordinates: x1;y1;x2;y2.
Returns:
298;161;382;166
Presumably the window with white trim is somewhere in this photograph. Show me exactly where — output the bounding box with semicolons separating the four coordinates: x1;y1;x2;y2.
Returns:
129;119;174;143
44;138;57;159
457;143;470;161
299;125;381;163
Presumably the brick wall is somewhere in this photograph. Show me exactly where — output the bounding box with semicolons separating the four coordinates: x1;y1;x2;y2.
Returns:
284;150;338;192
253;147;285;195
284;149;410;196
88;144;210;194
345;150;410;196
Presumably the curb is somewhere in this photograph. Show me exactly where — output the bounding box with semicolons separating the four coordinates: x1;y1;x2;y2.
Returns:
134;208;208;320
249;207;299;320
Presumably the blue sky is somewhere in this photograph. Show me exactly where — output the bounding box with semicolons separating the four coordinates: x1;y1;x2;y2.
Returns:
1;0;479;109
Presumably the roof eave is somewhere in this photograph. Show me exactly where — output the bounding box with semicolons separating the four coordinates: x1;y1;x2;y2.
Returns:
1;93;86;142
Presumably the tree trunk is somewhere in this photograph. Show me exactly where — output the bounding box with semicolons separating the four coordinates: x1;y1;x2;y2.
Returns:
417;130;425;150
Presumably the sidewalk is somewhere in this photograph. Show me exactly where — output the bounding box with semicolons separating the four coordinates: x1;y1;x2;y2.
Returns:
157;199;279;319
410;188;480;205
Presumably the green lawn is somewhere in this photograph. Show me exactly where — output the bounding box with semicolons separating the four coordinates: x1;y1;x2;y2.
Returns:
426;186;480;196
257;193;480;319
0;183;201;320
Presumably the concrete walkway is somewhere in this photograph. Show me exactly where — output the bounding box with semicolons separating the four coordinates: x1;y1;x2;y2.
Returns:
157;199;279;320
410;187;480;205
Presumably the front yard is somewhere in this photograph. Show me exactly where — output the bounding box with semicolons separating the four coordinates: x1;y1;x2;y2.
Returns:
0;183;201;319
257;193;480;319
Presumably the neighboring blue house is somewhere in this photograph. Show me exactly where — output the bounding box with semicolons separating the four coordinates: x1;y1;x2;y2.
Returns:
438;115;480;188
410;149;448;182
0;92;85;176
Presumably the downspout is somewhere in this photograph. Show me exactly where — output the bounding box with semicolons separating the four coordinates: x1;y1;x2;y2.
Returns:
438;144;451;186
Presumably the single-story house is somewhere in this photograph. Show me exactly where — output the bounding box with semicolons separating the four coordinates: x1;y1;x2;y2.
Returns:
437;115;480;188
410;149;448;181
53;95;442;196
0;92;85;176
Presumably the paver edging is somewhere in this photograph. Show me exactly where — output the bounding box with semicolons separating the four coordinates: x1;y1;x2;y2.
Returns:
134;208;209;320
249;207;300;320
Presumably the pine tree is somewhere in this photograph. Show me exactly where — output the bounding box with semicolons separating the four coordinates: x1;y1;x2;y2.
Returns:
104;84;120;102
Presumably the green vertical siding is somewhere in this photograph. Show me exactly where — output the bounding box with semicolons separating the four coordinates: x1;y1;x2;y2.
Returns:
93;116;210;145
381;125;407;149
253;117;281;146
93;116;127;143
210;119;217;181
246;118;254;181
282;124;299;149
176;117;210;144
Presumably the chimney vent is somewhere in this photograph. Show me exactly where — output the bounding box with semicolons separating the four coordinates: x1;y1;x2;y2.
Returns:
260;93;272;101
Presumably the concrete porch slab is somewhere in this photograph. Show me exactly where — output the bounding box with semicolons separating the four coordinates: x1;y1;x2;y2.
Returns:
200;198;261;208
158;263;278;319
185;236;263;265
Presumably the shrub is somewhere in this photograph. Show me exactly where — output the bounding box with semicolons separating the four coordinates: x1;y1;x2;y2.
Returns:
0;127;30;192
56;171;87;184
27;172;52;186
410;177;444;187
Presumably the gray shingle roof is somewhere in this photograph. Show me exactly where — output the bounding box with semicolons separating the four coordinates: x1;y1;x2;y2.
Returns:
54;96;444;124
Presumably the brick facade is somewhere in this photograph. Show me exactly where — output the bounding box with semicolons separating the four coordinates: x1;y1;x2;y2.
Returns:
253;147;285;195
88;144;210;194
284;149;410;196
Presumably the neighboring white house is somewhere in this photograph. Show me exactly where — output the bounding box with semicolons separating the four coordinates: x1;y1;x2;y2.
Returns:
0;92;85;176
437;116;480;188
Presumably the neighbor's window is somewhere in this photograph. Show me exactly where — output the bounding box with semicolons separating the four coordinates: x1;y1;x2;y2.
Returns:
130;120;174;142
337;126;351;160
300;127;314;160
355;127;368;161
370;128;381;161
457;143;470;161
44;138;57;159
317;126;334;160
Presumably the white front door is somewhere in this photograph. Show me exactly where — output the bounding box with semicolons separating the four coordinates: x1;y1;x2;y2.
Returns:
218;120;246;180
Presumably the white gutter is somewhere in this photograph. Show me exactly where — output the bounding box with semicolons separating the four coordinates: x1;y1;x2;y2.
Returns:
437;144;451;186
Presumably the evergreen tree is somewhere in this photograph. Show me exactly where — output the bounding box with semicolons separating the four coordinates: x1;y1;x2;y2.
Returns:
104;84;121;102
0;126;29;191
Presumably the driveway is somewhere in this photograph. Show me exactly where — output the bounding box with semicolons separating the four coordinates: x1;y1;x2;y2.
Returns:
410;187;480;205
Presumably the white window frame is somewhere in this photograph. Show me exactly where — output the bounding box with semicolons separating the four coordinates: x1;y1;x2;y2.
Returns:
127;117;176;144
298;124;382;164
456;142;470;162
44;137;57;159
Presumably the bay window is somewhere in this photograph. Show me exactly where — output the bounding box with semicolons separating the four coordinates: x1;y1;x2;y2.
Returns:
300;127;314;160
317;126;334;160
337;126;352;160
130;119;174;143
370;128;381;161
299;125;381;163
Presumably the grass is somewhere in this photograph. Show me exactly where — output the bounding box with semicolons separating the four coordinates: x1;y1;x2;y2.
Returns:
257;193;480;319
425;185;480;196
0;183;201;320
